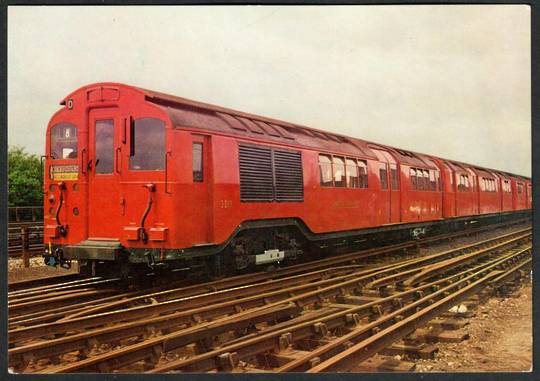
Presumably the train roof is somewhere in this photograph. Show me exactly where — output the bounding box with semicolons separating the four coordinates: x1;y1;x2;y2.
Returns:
60;82;530;181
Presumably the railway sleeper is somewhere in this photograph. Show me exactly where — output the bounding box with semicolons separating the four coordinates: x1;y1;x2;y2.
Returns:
380;341;439;360
16;303;303;372
255;349;313;368
27;240;528;372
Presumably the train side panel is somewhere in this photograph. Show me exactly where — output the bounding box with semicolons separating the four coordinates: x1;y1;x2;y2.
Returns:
399;165;442;223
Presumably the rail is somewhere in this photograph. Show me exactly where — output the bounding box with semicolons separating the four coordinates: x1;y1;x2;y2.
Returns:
7;224;531;373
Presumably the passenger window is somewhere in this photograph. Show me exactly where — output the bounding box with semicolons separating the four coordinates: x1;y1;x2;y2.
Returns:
129;118;166;171
417;169;423;190
436;172;441;191
417;169;424;190
379;166;388;190
193;142;203;182
319;154;333;187
95;119;114;174
428;171;434;191
458;174;465;192
358;160;368;188
51;123;78;159
410;168;417;190
333;156;346;187
346;158;359;188
390;166;399;190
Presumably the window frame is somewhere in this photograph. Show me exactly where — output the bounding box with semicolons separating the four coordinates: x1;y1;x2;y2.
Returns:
192;142;204;182
128;117;166;171
410;168;417;190
379;166;388;190
318;153;369;189
390;166;399;190
94;119;115;175
358;160;369;189
319;154;334;187
345;158;359;188
50;122;78;160
332;156;346;187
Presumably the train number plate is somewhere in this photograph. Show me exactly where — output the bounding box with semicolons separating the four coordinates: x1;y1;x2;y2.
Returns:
51;165;79;181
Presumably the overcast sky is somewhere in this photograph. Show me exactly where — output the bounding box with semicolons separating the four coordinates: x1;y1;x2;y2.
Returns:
8;5;531;176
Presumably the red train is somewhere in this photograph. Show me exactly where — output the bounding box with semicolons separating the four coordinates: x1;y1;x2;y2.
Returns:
43;83;532;276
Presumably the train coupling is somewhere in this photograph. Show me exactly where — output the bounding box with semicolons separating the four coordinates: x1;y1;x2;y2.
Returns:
44;246;72;269
144;250;169;270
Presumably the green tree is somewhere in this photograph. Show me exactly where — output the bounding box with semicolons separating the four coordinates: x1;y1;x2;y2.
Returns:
8;146;43;207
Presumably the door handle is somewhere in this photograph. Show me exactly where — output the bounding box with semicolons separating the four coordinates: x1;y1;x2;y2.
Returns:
87;159;93;171
165;151;172;194
116;148;122;174
40;155;46;186
81;148;87;175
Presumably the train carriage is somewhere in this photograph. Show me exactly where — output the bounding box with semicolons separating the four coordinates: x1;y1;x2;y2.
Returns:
474;167;502;215
496;172;515;212
43;82;531;276
511;176;528;211
381;149;442;223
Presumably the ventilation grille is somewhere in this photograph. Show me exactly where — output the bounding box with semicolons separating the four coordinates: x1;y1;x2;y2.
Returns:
239;145;274;202
239;144;304;202
274;150;304;201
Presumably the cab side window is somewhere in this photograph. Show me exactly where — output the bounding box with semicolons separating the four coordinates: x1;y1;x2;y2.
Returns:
193;142;203;182
129;118;166;171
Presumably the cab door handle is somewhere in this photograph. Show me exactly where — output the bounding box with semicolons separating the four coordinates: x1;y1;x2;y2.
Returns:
165;151;172;194
116;147;122;174
81;149;87;175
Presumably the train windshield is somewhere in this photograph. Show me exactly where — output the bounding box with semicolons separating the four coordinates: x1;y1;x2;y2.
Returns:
50;123;78;159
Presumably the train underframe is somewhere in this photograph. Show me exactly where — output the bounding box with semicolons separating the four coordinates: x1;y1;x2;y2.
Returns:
44;210;531;279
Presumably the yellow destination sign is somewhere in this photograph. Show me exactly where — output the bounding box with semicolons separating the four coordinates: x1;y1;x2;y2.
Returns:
51;165;79;181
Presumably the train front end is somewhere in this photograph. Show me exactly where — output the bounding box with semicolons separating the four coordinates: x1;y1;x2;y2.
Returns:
43;84;177;276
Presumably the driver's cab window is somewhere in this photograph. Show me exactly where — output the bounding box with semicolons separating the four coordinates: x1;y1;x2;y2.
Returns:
129;118;166;171
51;123;78;159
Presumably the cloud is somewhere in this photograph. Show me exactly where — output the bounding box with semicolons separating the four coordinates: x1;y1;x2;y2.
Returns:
8;5;531;175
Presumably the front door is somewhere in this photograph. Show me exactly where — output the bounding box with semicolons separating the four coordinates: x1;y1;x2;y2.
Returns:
87;109;121;239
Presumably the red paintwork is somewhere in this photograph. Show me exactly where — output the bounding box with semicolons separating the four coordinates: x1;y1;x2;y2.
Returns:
495;172;514;212
43;83;531;254
511;176;528;211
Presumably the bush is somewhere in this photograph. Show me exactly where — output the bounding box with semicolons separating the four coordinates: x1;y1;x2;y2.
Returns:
8;146;43;207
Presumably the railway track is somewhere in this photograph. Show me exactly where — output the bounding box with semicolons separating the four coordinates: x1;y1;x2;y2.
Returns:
8;219;526;326
8;223;531;373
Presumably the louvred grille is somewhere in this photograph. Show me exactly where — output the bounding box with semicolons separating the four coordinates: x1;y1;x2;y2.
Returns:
274;150;304;201
239;144;304;202
239;145;274;202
